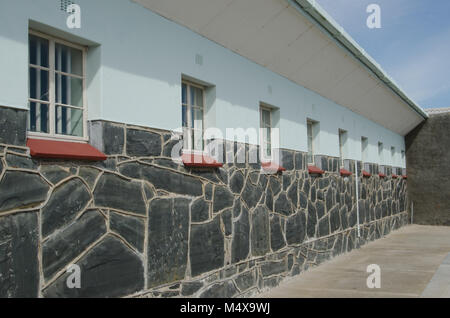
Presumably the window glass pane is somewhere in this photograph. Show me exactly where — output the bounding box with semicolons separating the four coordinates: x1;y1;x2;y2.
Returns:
55;105;83;137
182;105;188;127
261;109;270;128
55;74;83;107
192;107;203;130
190;86;196;106
29;67;49;101
182;83;187;104
29;102;49;133
193;129;203;151
29;35;49;67
195;87;203;107
55;43;83;76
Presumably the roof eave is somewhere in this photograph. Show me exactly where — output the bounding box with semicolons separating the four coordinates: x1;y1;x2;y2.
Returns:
290;0;429;120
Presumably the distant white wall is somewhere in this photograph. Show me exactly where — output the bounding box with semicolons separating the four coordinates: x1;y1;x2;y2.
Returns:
0;0;406;167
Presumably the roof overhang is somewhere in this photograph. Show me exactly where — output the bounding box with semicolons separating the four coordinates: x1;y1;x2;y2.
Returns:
132;0;428;136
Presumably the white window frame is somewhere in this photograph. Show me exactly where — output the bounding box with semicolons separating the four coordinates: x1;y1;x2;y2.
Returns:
338;129;347;168
307;119;317;165
259;105;273;160
181;80;205;153
378;142;384;165
28;30;88;142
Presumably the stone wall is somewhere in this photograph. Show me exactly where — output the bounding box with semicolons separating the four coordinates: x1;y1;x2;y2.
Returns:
406;112;450;225
0;105;409;298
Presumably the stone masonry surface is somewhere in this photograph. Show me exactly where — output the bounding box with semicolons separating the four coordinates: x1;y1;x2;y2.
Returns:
0;106;410;298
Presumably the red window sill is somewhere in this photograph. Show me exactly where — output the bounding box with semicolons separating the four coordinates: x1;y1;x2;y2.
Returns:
308;165;324;175
181;153;223;168
261;162;286;173
402;175;408;180
378;173;386;178
362;170;372;178
392;174;399;179
27;138;107;161
340;168;352;177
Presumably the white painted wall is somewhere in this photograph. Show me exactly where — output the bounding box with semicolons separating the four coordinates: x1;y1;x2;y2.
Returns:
0;0;406;167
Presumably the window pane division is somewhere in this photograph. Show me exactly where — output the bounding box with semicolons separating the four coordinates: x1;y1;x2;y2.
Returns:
260;107;272;159
182;82;204;151
28;32;86;139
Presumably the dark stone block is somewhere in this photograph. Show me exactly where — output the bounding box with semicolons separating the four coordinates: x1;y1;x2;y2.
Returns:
329;206;341;233
325;189;334;211
241;181;262;210
235;270;256;292
40;165;72;185
0;212;39;298
299;191;308;209
93;173;147;215
120;162;203;197
191;197;210;222
286;211;306;245
287;182;298;207
162;138;182;158
78;167;100;189
270;177;282;196
307;201;317;238
42;210;107;279
0;171;50;212
103;122;124;155
148;198;190;287
5;154;37;170
309;185;317;202
42;178;92;237
181;281;204;296
213;186;234;213
222;209;232;236
43;236;144;298
294;152;303;170
251;206;270;256
232;206;250;263
0;107;27;146
190;217;224;277
281;150;294;171
348;208;357;227
204;183;213;201
274;192;293;216
265;187;273;211
261;260;287;277
199;280;238;298
110;212;145;252
232;198;241;218
126;128;162;157
270;214;286;251
230;171;245;194
316;200;325;219
318;215;330;237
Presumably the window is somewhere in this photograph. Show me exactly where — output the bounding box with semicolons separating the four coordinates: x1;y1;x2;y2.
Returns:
260;106;272;160
378;142;384;165
361;136;368;163
28;31;87;140
401;150;405;162
338;129;347;167
182;81;204;151
307;119;318;164
391;146;395;164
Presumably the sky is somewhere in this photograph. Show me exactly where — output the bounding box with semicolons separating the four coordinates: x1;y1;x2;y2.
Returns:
315;0;450;109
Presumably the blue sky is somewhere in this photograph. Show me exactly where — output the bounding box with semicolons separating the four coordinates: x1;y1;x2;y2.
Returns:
315;0;450;109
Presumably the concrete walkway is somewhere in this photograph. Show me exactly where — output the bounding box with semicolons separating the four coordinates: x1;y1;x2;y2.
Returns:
258;225;450;298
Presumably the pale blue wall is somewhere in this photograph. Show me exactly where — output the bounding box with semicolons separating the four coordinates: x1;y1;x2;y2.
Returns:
0;0;406;167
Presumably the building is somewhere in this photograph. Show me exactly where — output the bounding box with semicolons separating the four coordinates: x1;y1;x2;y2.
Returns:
0;0;427;298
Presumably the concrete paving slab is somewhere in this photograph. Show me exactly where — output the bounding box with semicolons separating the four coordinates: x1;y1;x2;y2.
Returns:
257;225;450;298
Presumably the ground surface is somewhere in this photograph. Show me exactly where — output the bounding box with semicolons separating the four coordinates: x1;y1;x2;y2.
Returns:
258;225;450;298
